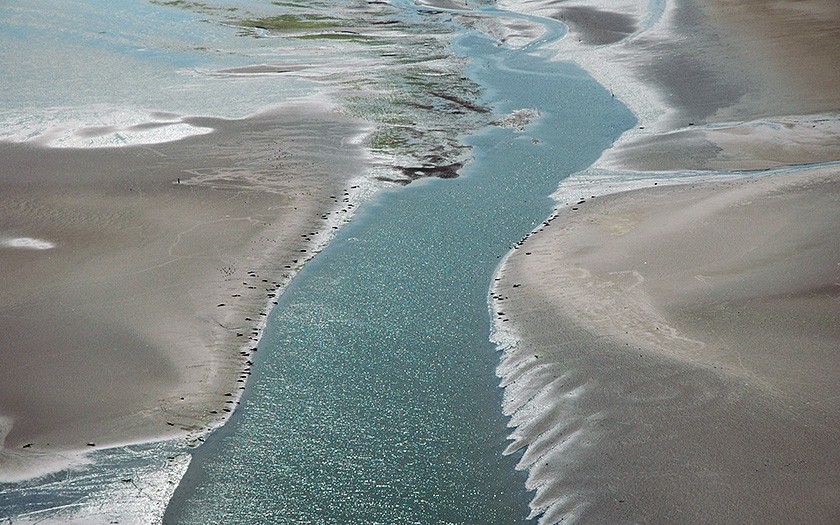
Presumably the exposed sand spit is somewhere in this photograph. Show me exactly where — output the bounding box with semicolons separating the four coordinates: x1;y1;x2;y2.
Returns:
496;168;840;523
0;103;369;481
494;0;840;521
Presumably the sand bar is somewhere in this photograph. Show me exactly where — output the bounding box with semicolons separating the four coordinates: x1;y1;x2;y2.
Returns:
0;103;369;481
496;167;840;522
499;0;840;174
493;0;840;521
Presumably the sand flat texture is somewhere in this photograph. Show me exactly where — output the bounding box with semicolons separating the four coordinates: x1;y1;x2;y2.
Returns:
600;0;840;172
0;104;368;481
503;0;840;174
498;168;840;522
494;0;840;521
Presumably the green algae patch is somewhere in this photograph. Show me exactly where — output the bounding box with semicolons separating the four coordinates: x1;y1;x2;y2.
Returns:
369;127;411;153
151;0;239;15
239;14;335;31
271;1;312;7
296;33;385;45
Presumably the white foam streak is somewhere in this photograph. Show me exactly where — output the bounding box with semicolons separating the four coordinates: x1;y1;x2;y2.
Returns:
5;441;191;525
0;106;213;149
1;237;55;250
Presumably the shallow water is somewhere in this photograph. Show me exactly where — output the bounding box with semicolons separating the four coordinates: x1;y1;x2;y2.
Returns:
0;0;633;522
165;10;633;525
1;0;317;147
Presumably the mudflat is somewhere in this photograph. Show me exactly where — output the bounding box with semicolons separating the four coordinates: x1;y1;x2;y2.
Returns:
498;168;840;522
0;104;368;481
493;0;840;521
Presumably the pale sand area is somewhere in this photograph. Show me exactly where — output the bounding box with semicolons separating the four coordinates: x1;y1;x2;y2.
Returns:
0;103;369;481
497;0;840;172
496;168;840;523
491;0;840;522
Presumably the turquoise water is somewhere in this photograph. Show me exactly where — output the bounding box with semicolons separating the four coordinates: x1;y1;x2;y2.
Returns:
165;18;633;525
0;0;317;146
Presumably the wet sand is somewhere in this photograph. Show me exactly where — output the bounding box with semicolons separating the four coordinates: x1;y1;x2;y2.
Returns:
0;103;369;481
497;168;840;523
595;0;840;171
494;0;840;522
499;0;840;172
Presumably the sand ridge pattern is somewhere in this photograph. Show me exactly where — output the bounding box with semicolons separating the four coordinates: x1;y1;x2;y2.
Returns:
0;104;369;481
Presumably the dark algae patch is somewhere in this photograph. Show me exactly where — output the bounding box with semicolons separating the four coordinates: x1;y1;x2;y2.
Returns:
296;32;384;44
224;1;487;182
238;14;336;31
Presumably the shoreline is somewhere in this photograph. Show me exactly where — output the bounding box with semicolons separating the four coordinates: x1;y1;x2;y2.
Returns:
1;0;837;520
492;166;840;522
491;0;839;522
0;101;379;483
2;0;516;520
2;0;498;506
498;0;840;173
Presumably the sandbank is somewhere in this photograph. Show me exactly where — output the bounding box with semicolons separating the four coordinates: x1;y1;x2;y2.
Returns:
493;0;840;522
0;103;370;481
496;167;840;523
499;0;840;172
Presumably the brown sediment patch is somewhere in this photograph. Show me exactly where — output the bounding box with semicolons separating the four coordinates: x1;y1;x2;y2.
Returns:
599;128;723;171
637;0;840;126
374;161;464;185
399;161;464;180
429;91;490;114
0;103;368;480
490;108;541;131
548;0;840;172
632;0;752;125
553;6;637;45
600;114;840;172
528;169;840;383
74;125;119;138
705;0;840;119
497;167;840;523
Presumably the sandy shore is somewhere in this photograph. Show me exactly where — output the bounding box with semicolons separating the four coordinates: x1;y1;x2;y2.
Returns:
600;0;840;172
0;102;370;481
497;0;840;173
493;0;840;522
496;168;840;523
